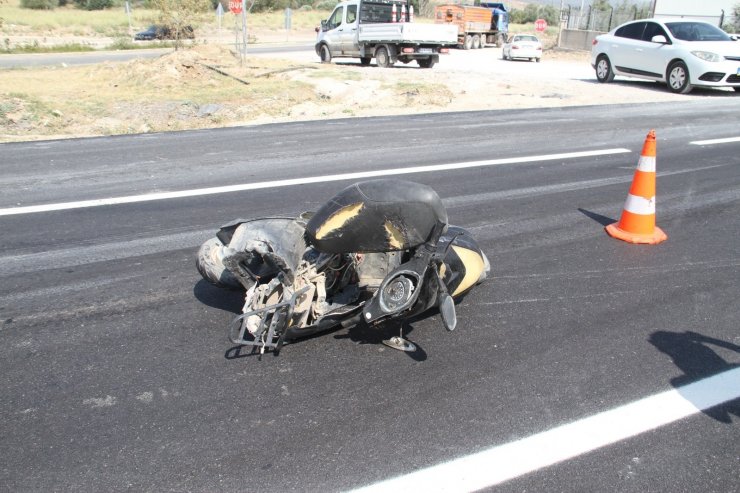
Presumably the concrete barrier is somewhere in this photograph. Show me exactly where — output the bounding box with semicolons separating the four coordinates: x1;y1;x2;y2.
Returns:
558;29;603;51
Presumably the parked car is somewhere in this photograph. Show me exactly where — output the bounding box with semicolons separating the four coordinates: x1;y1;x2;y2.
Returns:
134;25;195;41
591;19;740;94
502;34;542;62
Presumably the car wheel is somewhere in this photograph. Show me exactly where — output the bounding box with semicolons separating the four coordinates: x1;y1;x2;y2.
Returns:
667;61;693;94
360;57;371;66
479;34;486;48
464;35;473;50
472;35;480;49
417;57;435;69
595;55;615;83
535;57;541;63
319;44;332;64
375;46;392;68
196;238;241;290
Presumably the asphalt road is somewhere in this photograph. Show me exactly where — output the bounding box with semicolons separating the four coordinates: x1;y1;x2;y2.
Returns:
1;101;739;492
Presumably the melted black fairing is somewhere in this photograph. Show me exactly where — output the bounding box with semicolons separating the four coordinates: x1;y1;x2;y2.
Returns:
305;179;448;254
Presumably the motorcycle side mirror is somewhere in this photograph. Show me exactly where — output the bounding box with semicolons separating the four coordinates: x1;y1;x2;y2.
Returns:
439;293;457;331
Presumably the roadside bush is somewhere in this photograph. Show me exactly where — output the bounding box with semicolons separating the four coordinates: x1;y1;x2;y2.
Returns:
313;0;335;11
211;0;330;12
729;3;740;34
20;0;57;9
73;0;114;9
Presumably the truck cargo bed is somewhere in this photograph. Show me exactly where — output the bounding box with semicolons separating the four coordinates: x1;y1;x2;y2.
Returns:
358;23;458;44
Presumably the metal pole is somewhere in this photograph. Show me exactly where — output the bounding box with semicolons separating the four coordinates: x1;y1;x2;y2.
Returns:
241;0;247;63
557;0;564;48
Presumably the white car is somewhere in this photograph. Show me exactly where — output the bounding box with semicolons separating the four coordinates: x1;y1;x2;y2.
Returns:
502;34;542;62
591;19;740;94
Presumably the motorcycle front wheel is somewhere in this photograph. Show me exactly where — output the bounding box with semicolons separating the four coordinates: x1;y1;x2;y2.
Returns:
196;237;242;289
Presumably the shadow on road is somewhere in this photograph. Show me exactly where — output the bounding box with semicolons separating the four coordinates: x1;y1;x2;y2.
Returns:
649;330;740;423
222;317;430;361
576;79;738;97
336;320;428;362
578;207;616;227
193;279;243;314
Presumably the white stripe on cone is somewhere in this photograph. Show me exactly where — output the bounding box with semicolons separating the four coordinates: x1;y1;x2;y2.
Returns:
623;193;656;215
636;156;656;172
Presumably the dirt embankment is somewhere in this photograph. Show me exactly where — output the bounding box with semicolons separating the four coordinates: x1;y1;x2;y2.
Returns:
0;30;729;143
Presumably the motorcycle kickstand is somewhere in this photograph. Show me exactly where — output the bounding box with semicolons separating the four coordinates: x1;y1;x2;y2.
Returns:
382;326;416;352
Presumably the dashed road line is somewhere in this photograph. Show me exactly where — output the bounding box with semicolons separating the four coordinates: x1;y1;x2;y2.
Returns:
690;136;740;146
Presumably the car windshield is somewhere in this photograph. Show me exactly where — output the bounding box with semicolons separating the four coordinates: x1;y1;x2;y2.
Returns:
516;35;539;42
665;22;732;41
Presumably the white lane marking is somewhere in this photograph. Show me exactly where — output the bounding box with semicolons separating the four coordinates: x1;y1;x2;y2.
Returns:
0;148;630;217
690;136;740;146
349;367;740;493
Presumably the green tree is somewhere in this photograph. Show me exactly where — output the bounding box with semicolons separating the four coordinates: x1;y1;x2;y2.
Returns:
592;0;611;12
510;4;557;25
151;0;210;49
21;0;56;8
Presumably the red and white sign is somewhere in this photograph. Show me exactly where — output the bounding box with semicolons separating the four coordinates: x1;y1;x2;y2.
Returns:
229;0;242;14
534;18;547;32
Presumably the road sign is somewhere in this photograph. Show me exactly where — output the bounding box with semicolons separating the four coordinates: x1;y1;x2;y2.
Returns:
535;18;547;32
229;0;242;14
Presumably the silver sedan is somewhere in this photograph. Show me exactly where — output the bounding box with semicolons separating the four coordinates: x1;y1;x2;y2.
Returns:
502;34;542;62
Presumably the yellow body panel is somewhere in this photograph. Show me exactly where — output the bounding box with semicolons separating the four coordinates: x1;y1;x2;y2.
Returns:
384;221;405;250
450;245;485;297
314;202;364;240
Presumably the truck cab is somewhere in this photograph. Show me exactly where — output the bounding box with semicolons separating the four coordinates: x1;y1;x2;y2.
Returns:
480;2;509;36
319;1;361;58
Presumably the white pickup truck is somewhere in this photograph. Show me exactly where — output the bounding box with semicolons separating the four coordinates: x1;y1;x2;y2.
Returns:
315;0;458;68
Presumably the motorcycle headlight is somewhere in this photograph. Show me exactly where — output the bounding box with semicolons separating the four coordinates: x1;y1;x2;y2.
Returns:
691;51;721;62
379;274;416;313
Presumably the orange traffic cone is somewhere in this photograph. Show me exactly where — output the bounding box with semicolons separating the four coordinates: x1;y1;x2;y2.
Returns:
605;130;667;245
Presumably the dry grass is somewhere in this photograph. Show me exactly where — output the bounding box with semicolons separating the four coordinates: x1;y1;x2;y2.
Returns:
1;0;157;35
0;45;320;139
0;0;330;37
0;2;597;143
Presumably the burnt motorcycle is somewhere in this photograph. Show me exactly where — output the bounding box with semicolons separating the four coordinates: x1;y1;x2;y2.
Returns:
196;179;490;354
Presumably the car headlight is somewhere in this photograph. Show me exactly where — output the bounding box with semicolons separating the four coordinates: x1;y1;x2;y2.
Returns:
691;51;721;62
